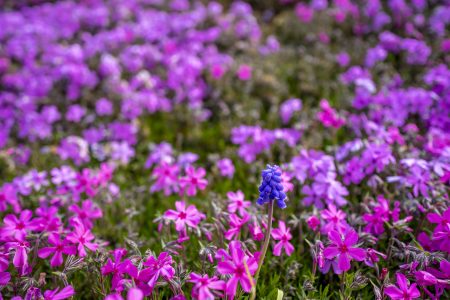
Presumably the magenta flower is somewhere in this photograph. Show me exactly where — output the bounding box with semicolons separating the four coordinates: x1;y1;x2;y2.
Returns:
306;215;320;231
69;200;103;229
179;166;208;196
0;271;10;285
323;229;366;272
0;184;20;213
384;273;420;300
150;162;179;196
271;221;294;256
43;285;75;300
105;288;144;300
316;99;345;129
6;240;30;273
226;191;251;216
1;210;37;241
189;273;226;300
217;241;258;298
216;158;235;178
66;220;98;257
138;252;175;292
164;201;205;232
236;65;252;81
101;249;138;291
321;204;348;234
38;233;76;268
225;213;250;240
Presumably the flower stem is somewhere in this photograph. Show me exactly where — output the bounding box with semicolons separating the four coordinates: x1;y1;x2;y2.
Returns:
250;201;274;300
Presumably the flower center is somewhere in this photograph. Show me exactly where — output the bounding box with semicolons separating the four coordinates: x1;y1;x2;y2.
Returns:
16;222;25;230
339;245;348;253
178;212;187;219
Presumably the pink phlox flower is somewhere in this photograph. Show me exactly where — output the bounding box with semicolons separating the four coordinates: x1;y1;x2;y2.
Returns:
38;233;76;268
249;220;264;241
384;273;420;300
6;240;30;274
179;166;208;196
34;206;62;233
316;99;345;128
1;210;38;241
236;65;252;81
69;200;103;229
189;273;226;300
101;249;138;292
43;285;75;300
271;221;294;256
427;208;450;233
164;201;205;232
66;219;98;257
138;252;175;292
281;172;294;193
226;191;251;216
323;228;366;272
217;158;235;178
364;248;386;267
150;162;179;196
321;204;348;234
216;241;258;299
0;184;20;213
306;215;320;231
225;213;250;240
104;288;144;300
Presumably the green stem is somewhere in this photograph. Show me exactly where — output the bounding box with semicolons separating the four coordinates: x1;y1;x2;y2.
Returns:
250;201;274;300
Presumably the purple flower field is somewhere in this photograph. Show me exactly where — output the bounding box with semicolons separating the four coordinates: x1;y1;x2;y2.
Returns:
0;0;449;299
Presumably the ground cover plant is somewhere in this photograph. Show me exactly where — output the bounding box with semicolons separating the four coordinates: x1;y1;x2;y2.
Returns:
0;0;449;299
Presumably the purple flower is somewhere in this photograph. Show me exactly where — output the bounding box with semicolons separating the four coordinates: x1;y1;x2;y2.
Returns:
295;3;314;23
227;190;251;216
101;249;138;291
336;52;350;67
164;201;205;232
257;165;287;209
216;158;235;178
69;200;103;229
384;273;420;300
95;98;114;116
189;273;226;300
43;285;75;300
271;221;294;256
236;65;252;81
323;229;366;272
1;210;37;241
150;162;179;196
280;98;302;124
225;213;250;240
217;241;258;298
179;166;208;196
66;220;98;257
38;233;77;268
321;205;347;234
138;252;175;292
65;105;86;122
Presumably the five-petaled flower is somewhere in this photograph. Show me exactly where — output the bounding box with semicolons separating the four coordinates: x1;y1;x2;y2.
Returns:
384;273;420;300
189;273;226;300
179;166;208;196
164;201;206;232
38;233;77;268
271;221;294;256
323;229;366;272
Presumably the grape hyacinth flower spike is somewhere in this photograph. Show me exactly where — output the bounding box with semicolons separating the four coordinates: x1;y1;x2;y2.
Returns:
251;164;287;300
257;165;287;209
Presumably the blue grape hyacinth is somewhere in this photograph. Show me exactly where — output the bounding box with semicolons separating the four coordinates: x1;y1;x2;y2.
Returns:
257;165;287;209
